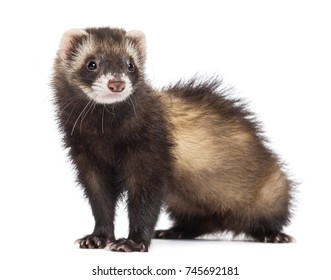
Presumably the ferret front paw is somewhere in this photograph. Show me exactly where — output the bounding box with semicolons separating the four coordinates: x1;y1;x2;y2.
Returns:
107;238;148;252
75;235;111;249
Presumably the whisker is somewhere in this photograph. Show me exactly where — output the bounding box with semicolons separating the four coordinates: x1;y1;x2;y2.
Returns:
59;99;77;116
104;105;113;115
112;104;116;118
63;103;78;128
79;100;95;133
71;99;94;136
82;98;96;120
92;100;98;113
102;105;105;134
128;96;137;115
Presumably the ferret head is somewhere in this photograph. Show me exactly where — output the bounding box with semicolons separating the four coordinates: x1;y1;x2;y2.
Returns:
56;27;146;104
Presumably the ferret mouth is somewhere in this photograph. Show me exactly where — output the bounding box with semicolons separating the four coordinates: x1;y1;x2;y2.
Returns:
88;90;133;104
102;92;123;98
97;92;124;100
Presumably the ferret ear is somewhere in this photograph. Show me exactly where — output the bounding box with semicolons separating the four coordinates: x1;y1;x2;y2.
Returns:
59;29;88;60
126;30;146;63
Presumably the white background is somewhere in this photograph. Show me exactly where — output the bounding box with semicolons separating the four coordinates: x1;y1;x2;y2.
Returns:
1;0;330;279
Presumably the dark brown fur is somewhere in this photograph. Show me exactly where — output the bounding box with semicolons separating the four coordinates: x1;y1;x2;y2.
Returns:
52;27;294;252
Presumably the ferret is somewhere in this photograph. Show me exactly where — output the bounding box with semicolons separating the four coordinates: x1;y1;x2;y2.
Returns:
52;27;294;252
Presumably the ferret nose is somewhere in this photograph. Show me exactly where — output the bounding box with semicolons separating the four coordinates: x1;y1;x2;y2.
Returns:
107;79;126;93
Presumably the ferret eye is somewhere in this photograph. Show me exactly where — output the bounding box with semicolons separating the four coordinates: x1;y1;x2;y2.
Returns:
127;61;135;72
86;60;98;71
